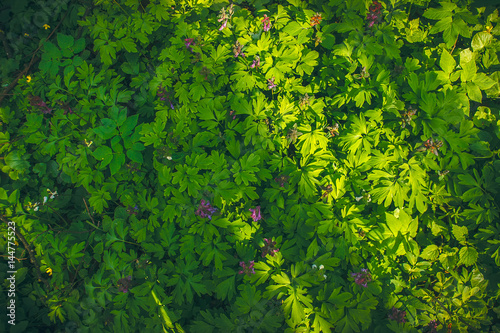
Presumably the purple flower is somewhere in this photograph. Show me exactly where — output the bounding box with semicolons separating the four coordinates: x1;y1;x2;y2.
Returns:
388;307;406;324
250;55;261;69
249;206;261;222
196;199;218;220
427;320;438;333
117;276;132;293
261;238;279;257
157;85;175;109
274;175;289;187
350;268;372;287
229;110;236;120
184;38;195;52
29;95;52;114
219;20;227;31
366;0;382;28
238;261;255;276
217;4;234;31
267;77;277;90
233;41;245;58
262;14;271;32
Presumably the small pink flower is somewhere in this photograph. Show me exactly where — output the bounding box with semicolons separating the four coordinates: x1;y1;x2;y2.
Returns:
238;261;255;276
267;77;277;90
262;15;271;31
261;238;279;257
351;268;372;287
250;55;260;69
249;206;261;221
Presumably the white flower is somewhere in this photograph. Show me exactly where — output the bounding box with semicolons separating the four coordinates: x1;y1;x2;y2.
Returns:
34;206;39;211
50;191;58;199
394;208;400;218
355;196;363;202
323;274;327;279
166;156;172;160
311;264;317;270
319;265;324;270
43;196;48;204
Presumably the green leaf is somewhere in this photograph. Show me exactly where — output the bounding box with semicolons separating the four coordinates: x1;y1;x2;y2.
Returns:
190;83;206;102
126;149;143;164
421;245;439;260
120;37;137;53
458;246;478;266
110;106;127;126
460;48;476;82
73;38;85;53
121;114;139;136
297;50;319;75
473;73;496;90
215;275;236;301
440;49;456;74
5;151;29;171
452;225;468;243
471;32;493;52
271;272;290;286
110;153;125;175
94;118;118;140
57;34;74;49
466;82;482;102
44;41;61;59
423;4;455;20
93;146;112;161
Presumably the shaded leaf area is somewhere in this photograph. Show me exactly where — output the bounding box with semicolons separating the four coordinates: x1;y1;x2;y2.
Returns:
0;0;499;332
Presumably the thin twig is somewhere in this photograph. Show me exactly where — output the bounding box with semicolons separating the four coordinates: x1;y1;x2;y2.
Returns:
83;198;99;227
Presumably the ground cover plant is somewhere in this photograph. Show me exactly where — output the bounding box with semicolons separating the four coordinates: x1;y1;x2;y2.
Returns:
1;0;500;332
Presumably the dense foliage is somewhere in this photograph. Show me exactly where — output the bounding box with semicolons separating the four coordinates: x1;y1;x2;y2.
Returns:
1;0;500;332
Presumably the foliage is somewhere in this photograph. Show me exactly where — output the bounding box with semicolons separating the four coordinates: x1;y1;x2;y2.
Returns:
1;0;500;332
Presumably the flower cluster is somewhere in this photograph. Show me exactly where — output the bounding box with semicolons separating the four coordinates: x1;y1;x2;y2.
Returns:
274;175;289;187
238;261;255;276
29;95;52;114
388;306;406;324
233;40;245;58
262;14;271;31
312;264;327;279
351;268;372;287
355;190;372;203
367;0;382;28
196;199;218;220
199;66;211;80
261;238;279;257
157;85;175;109
117;276;132;293
28;189;58;211
427;320;439;333
417;138;443;156
218;4;234;31
267;77;277;90
401;106;417;128
250;55;260;69
310;13;322;27
299;93;312;107
184;38;195;52
249;206;262;222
